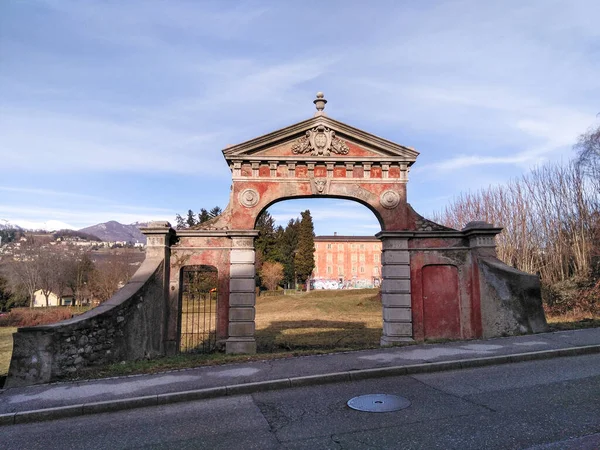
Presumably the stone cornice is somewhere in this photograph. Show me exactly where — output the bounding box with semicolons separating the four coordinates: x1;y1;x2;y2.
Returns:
175;229;260;238
222;116;419;162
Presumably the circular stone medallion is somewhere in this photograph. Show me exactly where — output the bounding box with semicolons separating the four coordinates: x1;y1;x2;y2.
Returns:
380;190;400;209
238;188;260;208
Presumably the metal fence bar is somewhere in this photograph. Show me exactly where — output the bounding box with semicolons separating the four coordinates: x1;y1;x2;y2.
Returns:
179;266;218;354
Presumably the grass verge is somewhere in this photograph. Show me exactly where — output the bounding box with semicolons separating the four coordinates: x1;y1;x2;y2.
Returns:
0;327;17;382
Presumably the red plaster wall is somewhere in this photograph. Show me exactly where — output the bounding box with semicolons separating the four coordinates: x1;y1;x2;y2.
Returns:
314;166;327;177
353;167;364;178
388;167;400;178
258;165;270;177
422;265;460;339
333;167;346;177
410;247;480;341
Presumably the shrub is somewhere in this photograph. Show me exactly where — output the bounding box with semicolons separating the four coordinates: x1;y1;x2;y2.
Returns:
0;307;88;327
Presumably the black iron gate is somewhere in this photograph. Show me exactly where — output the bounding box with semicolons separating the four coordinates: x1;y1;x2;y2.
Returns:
179;266;218;353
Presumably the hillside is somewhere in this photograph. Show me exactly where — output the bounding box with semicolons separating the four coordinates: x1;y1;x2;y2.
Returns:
79;221;147;244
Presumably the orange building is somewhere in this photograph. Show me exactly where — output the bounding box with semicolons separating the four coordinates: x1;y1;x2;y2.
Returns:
312;234;382;289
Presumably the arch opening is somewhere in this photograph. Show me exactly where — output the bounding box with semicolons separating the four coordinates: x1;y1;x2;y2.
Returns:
253;198;384;352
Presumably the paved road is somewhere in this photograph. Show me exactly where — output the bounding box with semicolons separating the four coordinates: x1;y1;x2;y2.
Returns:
3;354;599;449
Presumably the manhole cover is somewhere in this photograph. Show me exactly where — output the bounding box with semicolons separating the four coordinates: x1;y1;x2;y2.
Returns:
347;394;411;413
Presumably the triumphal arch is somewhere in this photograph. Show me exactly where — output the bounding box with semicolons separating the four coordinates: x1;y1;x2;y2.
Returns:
6;93;547;386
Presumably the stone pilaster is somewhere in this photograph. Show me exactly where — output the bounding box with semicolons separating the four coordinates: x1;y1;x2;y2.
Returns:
377;233;413;345
226;231;259;354
140;221;175;354
462;221;503;257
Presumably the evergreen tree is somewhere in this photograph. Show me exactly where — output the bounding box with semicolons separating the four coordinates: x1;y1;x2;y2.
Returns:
186;210;197;227
294;210;315;285
277;219;300;287
255;211;277;261
198;209;211;223
209;206;223;218
175;214;186;229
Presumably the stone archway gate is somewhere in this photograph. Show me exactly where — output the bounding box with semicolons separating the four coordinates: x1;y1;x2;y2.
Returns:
6;94;548;387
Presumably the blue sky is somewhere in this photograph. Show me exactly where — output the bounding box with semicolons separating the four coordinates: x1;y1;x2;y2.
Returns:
1;0;598;235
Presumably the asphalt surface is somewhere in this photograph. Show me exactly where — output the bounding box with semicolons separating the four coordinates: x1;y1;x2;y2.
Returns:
1;353;599;449
1;327;599;426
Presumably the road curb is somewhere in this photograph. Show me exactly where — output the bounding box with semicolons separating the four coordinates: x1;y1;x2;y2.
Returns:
1;344;599;426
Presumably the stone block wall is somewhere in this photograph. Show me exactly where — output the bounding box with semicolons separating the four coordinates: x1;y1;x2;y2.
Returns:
5;258;167;388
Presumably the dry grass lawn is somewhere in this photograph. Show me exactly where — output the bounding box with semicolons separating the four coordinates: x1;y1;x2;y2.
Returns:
0;327;16;378
255;289;382;351
546;310;600;330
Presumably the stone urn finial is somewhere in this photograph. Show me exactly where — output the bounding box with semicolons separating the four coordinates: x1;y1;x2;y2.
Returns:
314;92;327;116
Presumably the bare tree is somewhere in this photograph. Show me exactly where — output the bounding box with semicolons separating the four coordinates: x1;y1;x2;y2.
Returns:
4;241;42;307
259;261;285;290
89;251;138;303
431;160;599;285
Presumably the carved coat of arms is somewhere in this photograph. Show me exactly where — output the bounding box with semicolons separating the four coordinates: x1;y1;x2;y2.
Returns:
292;125;349;156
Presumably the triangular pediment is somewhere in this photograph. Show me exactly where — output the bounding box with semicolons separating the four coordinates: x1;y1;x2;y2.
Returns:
222;115;419;164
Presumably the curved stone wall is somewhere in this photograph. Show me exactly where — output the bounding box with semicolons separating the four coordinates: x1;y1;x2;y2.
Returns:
5;257;167;388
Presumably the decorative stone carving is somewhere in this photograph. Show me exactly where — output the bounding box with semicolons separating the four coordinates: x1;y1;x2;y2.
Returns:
380;190;400;209
310;177;330;195
238;188;259;208
292;125;349;156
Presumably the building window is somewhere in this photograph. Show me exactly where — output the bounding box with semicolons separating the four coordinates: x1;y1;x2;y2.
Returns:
373;267;379;275
360;244;365;250
351;244;355;249
359;254;365;262
338;266;343;275
351;254;357;262
327;266;332;274
360;266;365;273
327;243;332;249
338;244;344;251
337;254;343;263
352;266;357;273
374;254;380;263
327;254;333;262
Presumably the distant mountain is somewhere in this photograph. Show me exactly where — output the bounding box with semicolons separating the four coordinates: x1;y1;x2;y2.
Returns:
79;221;147;244
0;219;75;231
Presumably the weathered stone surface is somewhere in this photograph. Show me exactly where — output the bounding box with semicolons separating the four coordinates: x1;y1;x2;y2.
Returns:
382;251;410;265
229;293;256;306
228;322;255;337
225;338;257;354
229;264;255;278
229;307;255;321
383;322;413;337
381;293;412;307
381;279;411;293
230;250;255;264
383;307;412;322
229;278;255;293
382;264;410;278
478;257;548;338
